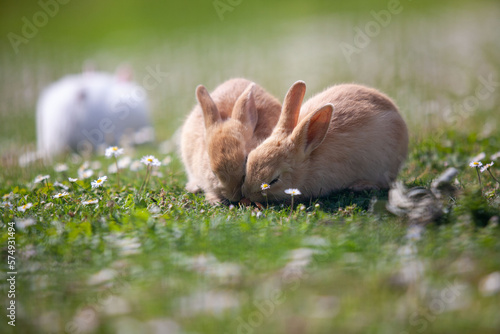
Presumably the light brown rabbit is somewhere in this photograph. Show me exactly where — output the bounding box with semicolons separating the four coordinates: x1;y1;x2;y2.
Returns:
241;81;409;203
180;78;281;203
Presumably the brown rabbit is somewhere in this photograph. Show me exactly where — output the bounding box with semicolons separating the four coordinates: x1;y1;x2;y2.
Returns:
180;78;281;203
241;81;409;203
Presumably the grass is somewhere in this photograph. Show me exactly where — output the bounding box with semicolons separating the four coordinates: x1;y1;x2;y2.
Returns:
1;1;500;333
1;131;500;334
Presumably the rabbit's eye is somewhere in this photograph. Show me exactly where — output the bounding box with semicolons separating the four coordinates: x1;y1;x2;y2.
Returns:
270;177;280;185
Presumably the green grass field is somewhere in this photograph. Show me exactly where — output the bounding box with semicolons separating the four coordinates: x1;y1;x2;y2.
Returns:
1;1;500;333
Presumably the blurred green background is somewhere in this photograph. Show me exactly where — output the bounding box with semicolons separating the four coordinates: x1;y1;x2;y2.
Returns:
0;0;499;155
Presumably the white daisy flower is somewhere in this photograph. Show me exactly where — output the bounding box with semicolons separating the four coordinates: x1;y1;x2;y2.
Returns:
140;155;161;167
17;203;33;212
469;161;483;168
261;183;271;191
82;199;99;205
480;162;494;173
91;176;108;188
105;146;124;158
68;177;78;182
284;188;302;196
54;163;69;172
52;192;69;199
34;175;50;184
1;201;13;209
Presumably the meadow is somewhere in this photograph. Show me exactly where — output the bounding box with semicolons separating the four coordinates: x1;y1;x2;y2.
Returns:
1;0;500;333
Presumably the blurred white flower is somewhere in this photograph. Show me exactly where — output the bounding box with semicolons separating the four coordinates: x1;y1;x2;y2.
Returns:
81;169;94;179
162;156;172;166
471;152;486;162
2;201;13;209
105;146;124;158
68;177;78;182
2;193;13;200
108;164;118;174
118;156;132;169
78;161;90;173
34;174;50;184
469;161;483;168
491;151;500;161
52;192;69;199
152;170;164;177
54;163;68;172
141;155;161;167
284;188;301;196
129;160;143;171
91;161;102;170
82;199;99;205
148;204;161;214
17;203;33;212
115;237;142;256
91;176;108;188
16;218;36;229
54;181;69;190
87;268;117;285
480;162;494;173
479;272;500;296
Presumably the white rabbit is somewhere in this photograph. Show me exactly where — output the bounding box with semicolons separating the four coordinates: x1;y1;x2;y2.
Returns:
36;67;153;160
241;81;409;203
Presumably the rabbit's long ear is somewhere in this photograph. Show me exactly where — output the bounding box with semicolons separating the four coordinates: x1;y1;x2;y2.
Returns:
274;81;306;136
232;83;258;133
196;85;221;129
292;103;333;155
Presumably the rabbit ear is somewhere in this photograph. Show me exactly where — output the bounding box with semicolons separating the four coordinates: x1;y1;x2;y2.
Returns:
274;81;306;135
196;85;221;129
292;103;334;155
232;83;258;133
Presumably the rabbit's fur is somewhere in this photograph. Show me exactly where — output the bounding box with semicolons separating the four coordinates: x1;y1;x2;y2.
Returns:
180;78;281;203
242;81;408;203
37;68;153;160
